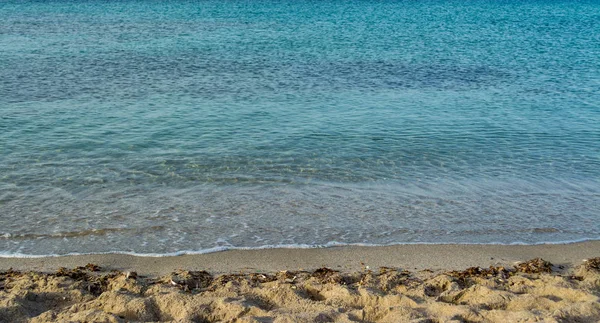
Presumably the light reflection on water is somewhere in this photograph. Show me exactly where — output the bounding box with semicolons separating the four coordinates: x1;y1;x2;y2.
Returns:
0;0;599;255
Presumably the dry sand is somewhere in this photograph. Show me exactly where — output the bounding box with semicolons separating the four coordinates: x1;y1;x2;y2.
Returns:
1;242;600;322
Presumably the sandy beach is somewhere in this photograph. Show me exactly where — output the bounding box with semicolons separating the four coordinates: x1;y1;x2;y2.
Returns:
3;0;600;321
1;241;600;322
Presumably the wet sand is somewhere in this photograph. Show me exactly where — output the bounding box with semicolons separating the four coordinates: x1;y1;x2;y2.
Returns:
2;241;600;275
1;242;600;322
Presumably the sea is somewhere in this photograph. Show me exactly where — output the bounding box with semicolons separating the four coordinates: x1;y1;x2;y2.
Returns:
1;0;599;256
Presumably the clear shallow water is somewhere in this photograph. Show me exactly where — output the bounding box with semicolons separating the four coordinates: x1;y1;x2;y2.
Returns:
1;0;599;255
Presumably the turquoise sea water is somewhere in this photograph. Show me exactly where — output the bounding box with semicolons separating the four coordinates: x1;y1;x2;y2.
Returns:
1;0;599;255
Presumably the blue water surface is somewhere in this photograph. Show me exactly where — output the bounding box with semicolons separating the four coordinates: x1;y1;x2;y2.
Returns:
1;0;599;255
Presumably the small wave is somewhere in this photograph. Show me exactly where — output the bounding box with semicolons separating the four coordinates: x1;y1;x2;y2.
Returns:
0;226;165;240
1;238;599;258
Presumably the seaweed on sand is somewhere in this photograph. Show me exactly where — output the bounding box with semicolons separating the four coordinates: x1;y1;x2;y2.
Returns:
167;270;213;291
515;258;553;274
583;258;600;272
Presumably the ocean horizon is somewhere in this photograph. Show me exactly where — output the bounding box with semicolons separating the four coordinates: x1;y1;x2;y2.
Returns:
1;0;599;256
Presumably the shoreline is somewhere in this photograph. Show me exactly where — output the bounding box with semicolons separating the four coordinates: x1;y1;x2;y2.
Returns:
3;241;600;322
2;240;599;276
2;241;600;322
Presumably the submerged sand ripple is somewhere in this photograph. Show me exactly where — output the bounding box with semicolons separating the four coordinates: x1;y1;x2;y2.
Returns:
1;259;600;323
